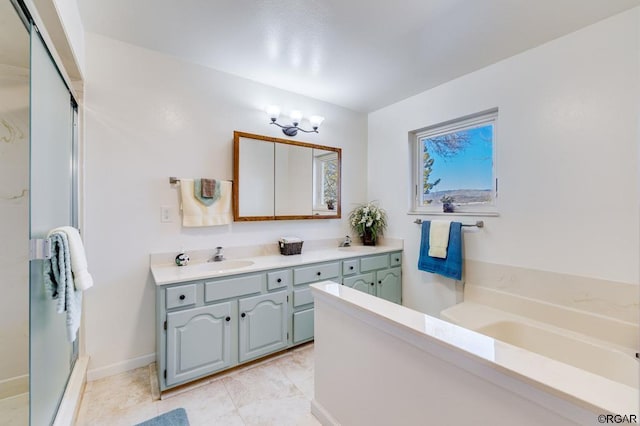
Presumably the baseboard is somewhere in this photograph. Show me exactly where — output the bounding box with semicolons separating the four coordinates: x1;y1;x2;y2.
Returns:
311;399;341;426
53;355;89;426
0;374;28;400
87;353;156;381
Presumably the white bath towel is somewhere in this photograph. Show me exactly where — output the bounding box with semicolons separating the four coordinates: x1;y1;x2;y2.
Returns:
44;231;82;342
181;179;233;227
49;226;94;291
428;220;451;259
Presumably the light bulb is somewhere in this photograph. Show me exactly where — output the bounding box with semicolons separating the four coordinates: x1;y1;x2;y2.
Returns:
289;110;303;126
309;115;325;129
266;105;280;121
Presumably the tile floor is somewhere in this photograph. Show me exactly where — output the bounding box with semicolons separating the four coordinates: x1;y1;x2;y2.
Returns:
75;343;319;426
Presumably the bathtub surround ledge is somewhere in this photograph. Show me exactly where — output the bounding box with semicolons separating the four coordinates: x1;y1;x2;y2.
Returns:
311;282;637;425
464;260;639;324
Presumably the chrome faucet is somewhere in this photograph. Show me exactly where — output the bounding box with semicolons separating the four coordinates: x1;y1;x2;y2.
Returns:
339;236;352;247
210;246;224;262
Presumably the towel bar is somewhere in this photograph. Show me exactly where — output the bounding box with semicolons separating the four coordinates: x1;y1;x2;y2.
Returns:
413;219;484;228
169;177;233;185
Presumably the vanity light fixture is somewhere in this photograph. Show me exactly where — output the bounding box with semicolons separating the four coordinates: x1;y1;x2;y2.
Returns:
266;105;324;137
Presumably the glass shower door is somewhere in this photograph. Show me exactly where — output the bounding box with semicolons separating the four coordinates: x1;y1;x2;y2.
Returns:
29;27;77;426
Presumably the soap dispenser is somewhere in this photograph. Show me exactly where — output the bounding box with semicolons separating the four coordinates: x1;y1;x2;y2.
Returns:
175;248;190;266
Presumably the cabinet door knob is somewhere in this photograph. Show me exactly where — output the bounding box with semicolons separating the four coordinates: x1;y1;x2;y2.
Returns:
316;272;321;276
179;294;186;300
395;258;399;262
241;312;246;318
378;280;382;284
277;278;282;283
225;316;231;322
370;282;374;286
349;266;354;270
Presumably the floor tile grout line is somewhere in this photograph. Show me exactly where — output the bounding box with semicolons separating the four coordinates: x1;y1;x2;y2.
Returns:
221;376;247;425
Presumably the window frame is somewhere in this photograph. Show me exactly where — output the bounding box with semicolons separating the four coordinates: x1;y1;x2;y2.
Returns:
410;109;499;216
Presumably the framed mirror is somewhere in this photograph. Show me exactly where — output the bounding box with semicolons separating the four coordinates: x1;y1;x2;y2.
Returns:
233;131;341;221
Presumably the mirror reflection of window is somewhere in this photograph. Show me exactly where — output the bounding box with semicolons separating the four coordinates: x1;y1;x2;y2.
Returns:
313;150;338;215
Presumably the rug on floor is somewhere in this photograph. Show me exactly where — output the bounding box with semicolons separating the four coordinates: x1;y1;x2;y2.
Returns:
135;408;189;426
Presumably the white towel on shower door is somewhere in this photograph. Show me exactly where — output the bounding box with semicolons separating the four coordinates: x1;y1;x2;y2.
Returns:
428;220;451;259
50;226;94;291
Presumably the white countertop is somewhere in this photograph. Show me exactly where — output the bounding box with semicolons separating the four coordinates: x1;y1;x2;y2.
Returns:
150;242;403;286
310;282;639;417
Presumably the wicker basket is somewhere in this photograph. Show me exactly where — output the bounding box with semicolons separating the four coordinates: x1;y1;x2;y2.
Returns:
279;240;303;255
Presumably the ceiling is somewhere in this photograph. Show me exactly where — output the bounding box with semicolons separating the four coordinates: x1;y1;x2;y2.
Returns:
77;0;640;112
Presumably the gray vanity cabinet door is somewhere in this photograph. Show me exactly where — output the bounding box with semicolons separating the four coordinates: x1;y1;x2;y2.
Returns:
342;272;374;295
166;302;232;387
238;291;288;362
376;267;402;304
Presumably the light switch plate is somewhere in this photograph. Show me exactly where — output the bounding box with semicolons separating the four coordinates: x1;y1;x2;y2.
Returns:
161;205;173;223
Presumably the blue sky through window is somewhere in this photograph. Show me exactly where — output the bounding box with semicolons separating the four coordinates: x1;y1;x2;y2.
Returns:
425;124;493;192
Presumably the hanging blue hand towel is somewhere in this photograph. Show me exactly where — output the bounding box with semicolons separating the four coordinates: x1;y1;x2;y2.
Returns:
418;221;463;280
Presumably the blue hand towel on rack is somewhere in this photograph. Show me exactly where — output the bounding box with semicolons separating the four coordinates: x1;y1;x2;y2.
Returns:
418;220;463;280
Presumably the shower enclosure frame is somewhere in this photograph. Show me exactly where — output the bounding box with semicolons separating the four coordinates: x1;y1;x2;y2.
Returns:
10;0;81;424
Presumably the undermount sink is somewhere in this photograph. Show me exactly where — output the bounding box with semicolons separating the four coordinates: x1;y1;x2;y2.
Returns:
189;259;254;272
337;246;378;253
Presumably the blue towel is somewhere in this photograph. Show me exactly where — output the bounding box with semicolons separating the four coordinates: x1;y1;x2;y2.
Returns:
44;232;82;342
417;221;463;280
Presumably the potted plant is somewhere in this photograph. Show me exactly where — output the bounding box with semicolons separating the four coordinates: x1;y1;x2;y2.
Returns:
348;201;388;246
440;195;455;213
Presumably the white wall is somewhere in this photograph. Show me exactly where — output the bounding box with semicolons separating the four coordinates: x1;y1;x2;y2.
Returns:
83;33;367;375
52;0;85;75
368;8;640;316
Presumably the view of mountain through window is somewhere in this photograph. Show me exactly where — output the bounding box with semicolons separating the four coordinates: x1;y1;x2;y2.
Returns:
422;125;493;206
413;110;497;213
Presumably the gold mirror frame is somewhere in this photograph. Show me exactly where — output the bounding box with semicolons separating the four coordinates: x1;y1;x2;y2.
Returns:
233;131;341;221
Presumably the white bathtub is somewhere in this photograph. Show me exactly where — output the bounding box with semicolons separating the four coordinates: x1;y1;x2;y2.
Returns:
476;320;637;388
441;298;639;410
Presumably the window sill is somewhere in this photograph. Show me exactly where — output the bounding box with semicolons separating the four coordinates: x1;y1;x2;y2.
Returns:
408;211;500;217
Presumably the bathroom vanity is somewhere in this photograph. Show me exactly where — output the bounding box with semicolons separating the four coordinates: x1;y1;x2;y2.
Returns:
151;243;403;391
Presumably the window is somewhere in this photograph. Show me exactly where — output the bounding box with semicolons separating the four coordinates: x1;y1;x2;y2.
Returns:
411;109;498;215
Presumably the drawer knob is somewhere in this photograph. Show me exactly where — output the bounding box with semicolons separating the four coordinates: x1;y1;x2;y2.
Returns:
179;294;186;300
316;272;321;276
378;280;382;284
225;316;231;322
349;266;354;270
370;282;374;286
241;312;246;318
395;258;399;262
277;278;282;283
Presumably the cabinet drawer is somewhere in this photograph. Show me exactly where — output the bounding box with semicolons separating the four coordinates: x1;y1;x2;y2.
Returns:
166;283;197;310
204;274;263;303
293;308;314;343
293;287;314;307
360;254;389;272
293;262;340;285
267;270;290;291
390;252;402;267
342;259;359;275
